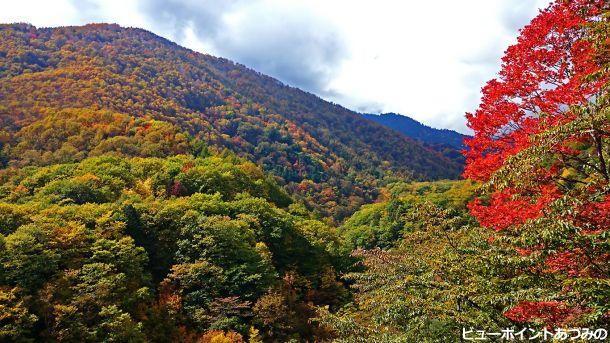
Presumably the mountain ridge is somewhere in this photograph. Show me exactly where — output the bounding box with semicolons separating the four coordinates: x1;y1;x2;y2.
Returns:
0;23;463;219
362;112;468;148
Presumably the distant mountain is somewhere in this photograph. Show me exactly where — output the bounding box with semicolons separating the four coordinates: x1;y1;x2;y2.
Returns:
0;23;463;219
362;113;468;149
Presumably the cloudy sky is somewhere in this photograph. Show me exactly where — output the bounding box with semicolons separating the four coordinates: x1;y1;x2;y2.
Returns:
1;0;551;133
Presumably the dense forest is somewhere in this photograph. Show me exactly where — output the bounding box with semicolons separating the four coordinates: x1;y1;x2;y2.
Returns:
362;113;466;149
0;153;352;341
1;0;610;342
0;23;462;221
362;113;467;163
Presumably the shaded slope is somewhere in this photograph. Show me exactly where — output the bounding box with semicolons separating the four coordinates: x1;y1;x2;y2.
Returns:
363;113;467;148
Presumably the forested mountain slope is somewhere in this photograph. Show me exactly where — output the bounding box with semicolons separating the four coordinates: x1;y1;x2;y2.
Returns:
363;113;468;163
362;113;467;148
0;23;462;219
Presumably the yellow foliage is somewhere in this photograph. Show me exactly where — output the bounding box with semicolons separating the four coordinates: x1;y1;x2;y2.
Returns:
198;330;244;343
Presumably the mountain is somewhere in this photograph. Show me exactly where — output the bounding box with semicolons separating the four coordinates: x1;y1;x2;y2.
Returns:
362;113;468;148
0;23;463;219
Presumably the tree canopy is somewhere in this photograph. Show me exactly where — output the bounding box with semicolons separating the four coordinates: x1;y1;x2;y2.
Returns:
0;155;350;341
465;0;610;328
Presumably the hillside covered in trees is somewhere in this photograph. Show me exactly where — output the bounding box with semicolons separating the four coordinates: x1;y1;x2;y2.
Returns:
0;23;462;220
362;113;468;163
0;152;352;342
362;113;467;148
2;0;610;341
0;21;462;342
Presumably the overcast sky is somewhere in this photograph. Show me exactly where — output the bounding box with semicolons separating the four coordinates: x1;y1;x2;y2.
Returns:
1;0;551;133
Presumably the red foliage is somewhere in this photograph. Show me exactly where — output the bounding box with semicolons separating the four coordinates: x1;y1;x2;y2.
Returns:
503;301;585;327
573;194;610;233
544;249;587;277
465;0;607;231
465;0;609;326
467;186;559;231
465;0;604;182
170;180;187;197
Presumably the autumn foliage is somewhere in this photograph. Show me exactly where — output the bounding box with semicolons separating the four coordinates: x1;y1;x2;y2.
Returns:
0;155;347;341
465;0;610;327
2;0;610;340
0;23;462;220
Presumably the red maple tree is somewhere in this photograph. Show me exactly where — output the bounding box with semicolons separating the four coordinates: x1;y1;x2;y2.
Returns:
465;0;610;326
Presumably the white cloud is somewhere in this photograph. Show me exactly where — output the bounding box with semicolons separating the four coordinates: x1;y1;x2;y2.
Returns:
315;1;551;133
0;0;552;133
